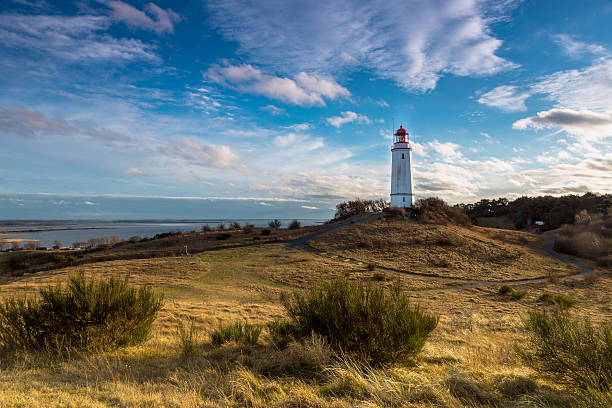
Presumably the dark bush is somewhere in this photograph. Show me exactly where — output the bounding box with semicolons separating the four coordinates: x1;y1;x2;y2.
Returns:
268;219;282;229
230;221;242;230
216;233;231;240
261;229;272;236
0;274;163;351
498;285;513;295
201;224;212;232
537;293;576;309
242;223;254;233
272;279;438;365
211;321;261;346
516;310;612;390
335;198;388;220
288;220;301;230
415;197;471;227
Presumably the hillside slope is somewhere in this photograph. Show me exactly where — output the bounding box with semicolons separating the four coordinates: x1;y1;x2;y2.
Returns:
309;216;575;281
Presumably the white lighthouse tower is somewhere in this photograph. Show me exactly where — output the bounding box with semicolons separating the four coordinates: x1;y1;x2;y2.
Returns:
390;125;414;208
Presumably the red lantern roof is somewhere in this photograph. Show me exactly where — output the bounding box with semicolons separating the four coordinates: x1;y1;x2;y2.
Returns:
394;125;407;136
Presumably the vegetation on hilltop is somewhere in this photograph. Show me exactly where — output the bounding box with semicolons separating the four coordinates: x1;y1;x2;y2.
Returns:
459;192;612;231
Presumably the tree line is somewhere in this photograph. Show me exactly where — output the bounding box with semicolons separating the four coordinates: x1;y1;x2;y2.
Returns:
457;192;612;231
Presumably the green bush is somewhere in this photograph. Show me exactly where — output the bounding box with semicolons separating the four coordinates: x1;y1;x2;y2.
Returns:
261;229;272;236
288;220;301;230
538;293;577;309
273;279;438;365
215;233;231;240
498;285;513;295
211;321;261;346
176;317;199;356
0;274;163;351
516;310;612;390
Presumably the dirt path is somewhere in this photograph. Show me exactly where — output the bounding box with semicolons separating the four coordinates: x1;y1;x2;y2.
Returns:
287;214;595;291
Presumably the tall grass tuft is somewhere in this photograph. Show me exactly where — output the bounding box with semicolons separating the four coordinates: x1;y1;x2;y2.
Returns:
272;279;438;365
176;317;199;356
516;310;612;390
0;274;163;351
211;321;261;346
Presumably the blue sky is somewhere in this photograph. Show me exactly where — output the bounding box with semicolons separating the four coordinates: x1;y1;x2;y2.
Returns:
1;0;611;219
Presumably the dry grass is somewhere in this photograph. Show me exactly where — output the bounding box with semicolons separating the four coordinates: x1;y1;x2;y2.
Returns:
0;225;610;407
310;218;573;281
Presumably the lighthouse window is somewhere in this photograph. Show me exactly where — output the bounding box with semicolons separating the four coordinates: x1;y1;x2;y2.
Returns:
403;197;405;202
401;153;405;159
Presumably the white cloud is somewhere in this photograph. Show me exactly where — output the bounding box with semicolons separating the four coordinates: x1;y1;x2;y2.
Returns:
477;85;531;112
83;201;96;205
530;59;612;112
427;140;463;161
105;1;180;35
258;201;272;206
206;0;517;92
326;111;371;128
301;205;319;210
207;63;349;106
0;14;157;61
551;34;607;58
123;167;154;176
513;108;612;142
160;137;242;169
261;104;284;115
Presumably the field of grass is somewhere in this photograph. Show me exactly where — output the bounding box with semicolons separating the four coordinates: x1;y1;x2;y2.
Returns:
0;218;610;407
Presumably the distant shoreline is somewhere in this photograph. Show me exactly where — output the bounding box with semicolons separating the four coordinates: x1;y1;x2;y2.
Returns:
0;227;112;235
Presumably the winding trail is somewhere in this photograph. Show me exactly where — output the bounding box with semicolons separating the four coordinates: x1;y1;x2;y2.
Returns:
192;212;595;292
285;213;596;291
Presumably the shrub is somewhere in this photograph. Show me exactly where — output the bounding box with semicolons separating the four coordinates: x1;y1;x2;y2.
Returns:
176;317;199;356
201;224;212;232
516;310;612;390
0;274;163;351
554;232;606;260
216;233;231;240
415;197;471;227
510;290;526;300
498;285;526;300
261;229;272;236
335;198;388;220
242;223;254;233
216;224;226;231
372;272;386;281
288;220;301;230
366;263;377;271
230;221;242;230
211;321;261;346
268;219;282;229
537;293;576;309
274;279;438;365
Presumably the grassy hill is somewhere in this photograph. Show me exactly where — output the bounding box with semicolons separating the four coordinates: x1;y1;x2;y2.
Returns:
0;216;610;407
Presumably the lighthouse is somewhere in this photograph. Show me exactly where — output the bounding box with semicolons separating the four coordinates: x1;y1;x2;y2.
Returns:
390;125;414;208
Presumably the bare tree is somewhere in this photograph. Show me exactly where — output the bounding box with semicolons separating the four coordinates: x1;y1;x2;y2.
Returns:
53;240;62;248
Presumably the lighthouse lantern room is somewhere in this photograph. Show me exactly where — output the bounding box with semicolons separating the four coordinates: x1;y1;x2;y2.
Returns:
390;125;414;208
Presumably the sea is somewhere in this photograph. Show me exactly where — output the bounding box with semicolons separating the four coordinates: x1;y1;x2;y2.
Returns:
0;219;328;248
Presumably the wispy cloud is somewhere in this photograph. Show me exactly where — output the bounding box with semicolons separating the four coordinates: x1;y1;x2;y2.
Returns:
513;109;612;142
326;111;371;128
0;14;157;61
206;63;349;106
206;0;518;91
477;85;531;112
551;34;607;58
104;1;181;35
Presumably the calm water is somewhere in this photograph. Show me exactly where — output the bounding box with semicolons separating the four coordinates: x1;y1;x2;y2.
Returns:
0;219;327;248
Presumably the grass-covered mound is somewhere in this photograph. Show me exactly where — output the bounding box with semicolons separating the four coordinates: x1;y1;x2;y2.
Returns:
269;279;438;365
0;274;163;351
